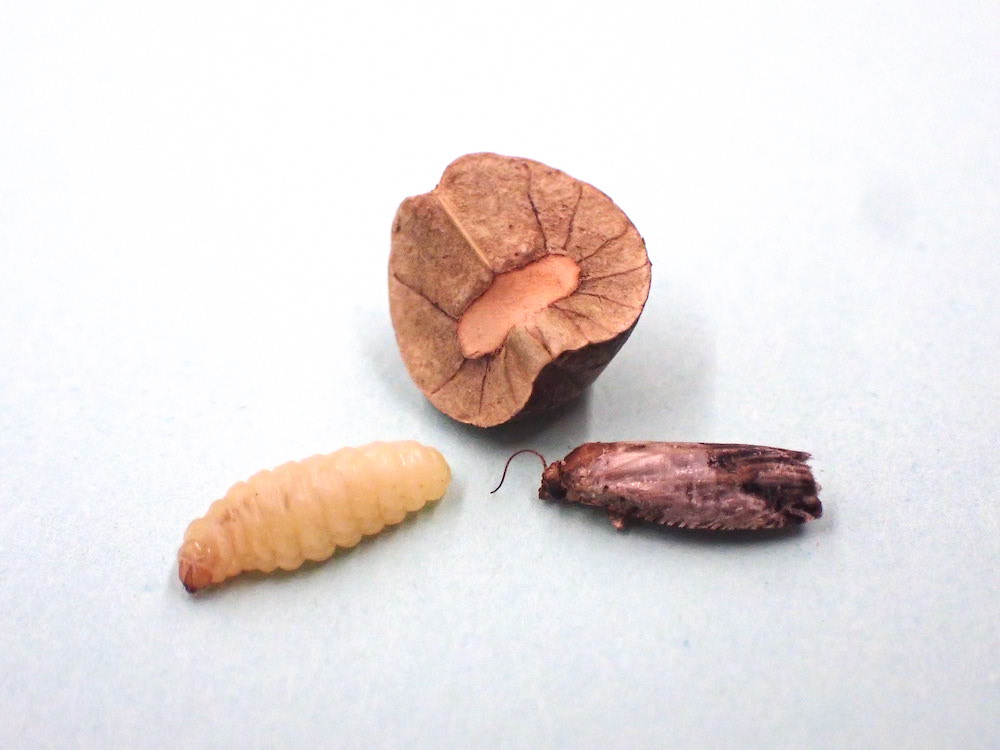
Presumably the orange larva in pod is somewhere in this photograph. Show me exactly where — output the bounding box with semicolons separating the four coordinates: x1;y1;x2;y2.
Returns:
177;441;451;592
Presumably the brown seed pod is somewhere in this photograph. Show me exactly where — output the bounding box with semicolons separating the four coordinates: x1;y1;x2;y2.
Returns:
389;153;652;427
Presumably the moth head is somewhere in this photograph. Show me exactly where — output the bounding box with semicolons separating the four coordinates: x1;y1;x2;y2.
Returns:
539;461;566;501
177;537;220;593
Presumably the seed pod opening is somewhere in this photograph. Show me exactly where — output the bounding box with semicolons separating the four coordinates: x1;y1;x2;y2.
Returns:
389;153;652;427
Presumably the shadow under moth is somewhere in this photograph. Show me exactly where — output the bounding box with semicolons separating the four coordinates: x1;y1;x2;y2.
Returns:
498;442;821;530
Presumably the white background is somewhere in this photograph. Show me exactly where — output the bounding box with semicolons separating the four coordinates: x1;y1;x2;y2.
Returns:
2;1;998;748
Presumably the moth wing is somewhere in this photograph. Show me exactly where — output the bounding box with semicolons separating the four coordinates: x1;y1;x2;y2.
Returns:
565;442;715;499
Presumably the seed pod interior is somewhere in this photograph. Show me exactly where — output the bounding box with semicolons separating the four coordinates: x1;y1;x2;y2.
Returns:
390;153;651;427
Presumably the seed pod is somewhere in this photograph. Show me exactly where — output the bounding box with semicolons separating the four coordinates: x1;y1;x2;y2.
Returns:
177;441;450;592
389;153;651;427
538;442;821;530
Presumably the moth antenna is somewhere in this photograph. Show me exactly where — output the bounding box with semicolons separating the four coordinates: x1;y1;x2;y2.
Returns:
491;449;547;494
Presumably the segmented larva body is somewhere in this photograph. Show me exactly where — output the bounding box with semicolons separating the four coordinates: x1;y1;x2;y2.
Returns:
177;441;450;592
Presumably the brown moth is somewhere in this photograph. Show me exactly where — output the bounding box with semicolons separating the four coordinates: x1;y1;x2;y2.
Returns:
534;442;822;530
389;153;651;427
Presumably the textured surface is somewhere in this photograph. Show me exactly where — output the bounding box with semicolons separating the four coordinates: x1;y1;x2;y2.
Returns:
389;153;651;426
2;2;999;749
540;442;821;530
178;441;450;590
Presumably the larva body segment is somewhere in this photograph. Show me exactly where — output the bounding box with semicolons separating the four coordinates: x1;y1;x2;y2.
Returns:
539;442;821;531
177;441;450;592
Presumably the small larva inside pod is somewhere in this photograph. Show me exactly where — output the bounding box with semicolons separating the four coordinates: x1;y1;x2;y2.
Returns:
389;153;652;427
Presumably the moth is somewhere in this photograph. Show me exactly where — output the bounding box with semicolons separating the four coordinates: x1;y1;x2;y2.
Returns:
502;442;821;530
177;441;450;592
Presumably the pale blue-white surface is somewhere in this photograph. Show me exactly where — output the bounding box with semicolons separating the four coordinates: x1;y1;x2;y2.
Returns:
1;2;998;748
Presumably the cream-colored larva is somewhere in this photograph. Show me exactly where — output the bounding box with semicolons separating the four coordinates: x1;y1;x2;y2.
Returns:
177;441;450;592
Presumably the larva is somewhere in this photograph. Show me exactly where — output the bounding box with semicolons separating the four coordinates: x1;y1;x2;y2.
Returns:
499;442;821;531
177;441;450;592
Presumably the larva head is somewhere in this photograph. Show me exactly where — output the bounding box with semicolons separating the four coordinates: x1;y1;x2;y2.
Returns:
177;538;220;593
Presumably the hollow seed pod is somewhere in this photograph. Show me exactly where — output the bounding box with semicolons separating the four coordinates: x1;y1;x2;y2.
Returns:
389;153;652;427
497;443;822;530
176;441;450;592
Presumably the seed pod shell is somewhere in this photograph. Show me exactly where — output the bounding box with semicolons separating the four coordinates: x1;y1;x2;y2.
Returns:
390;153;651;427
